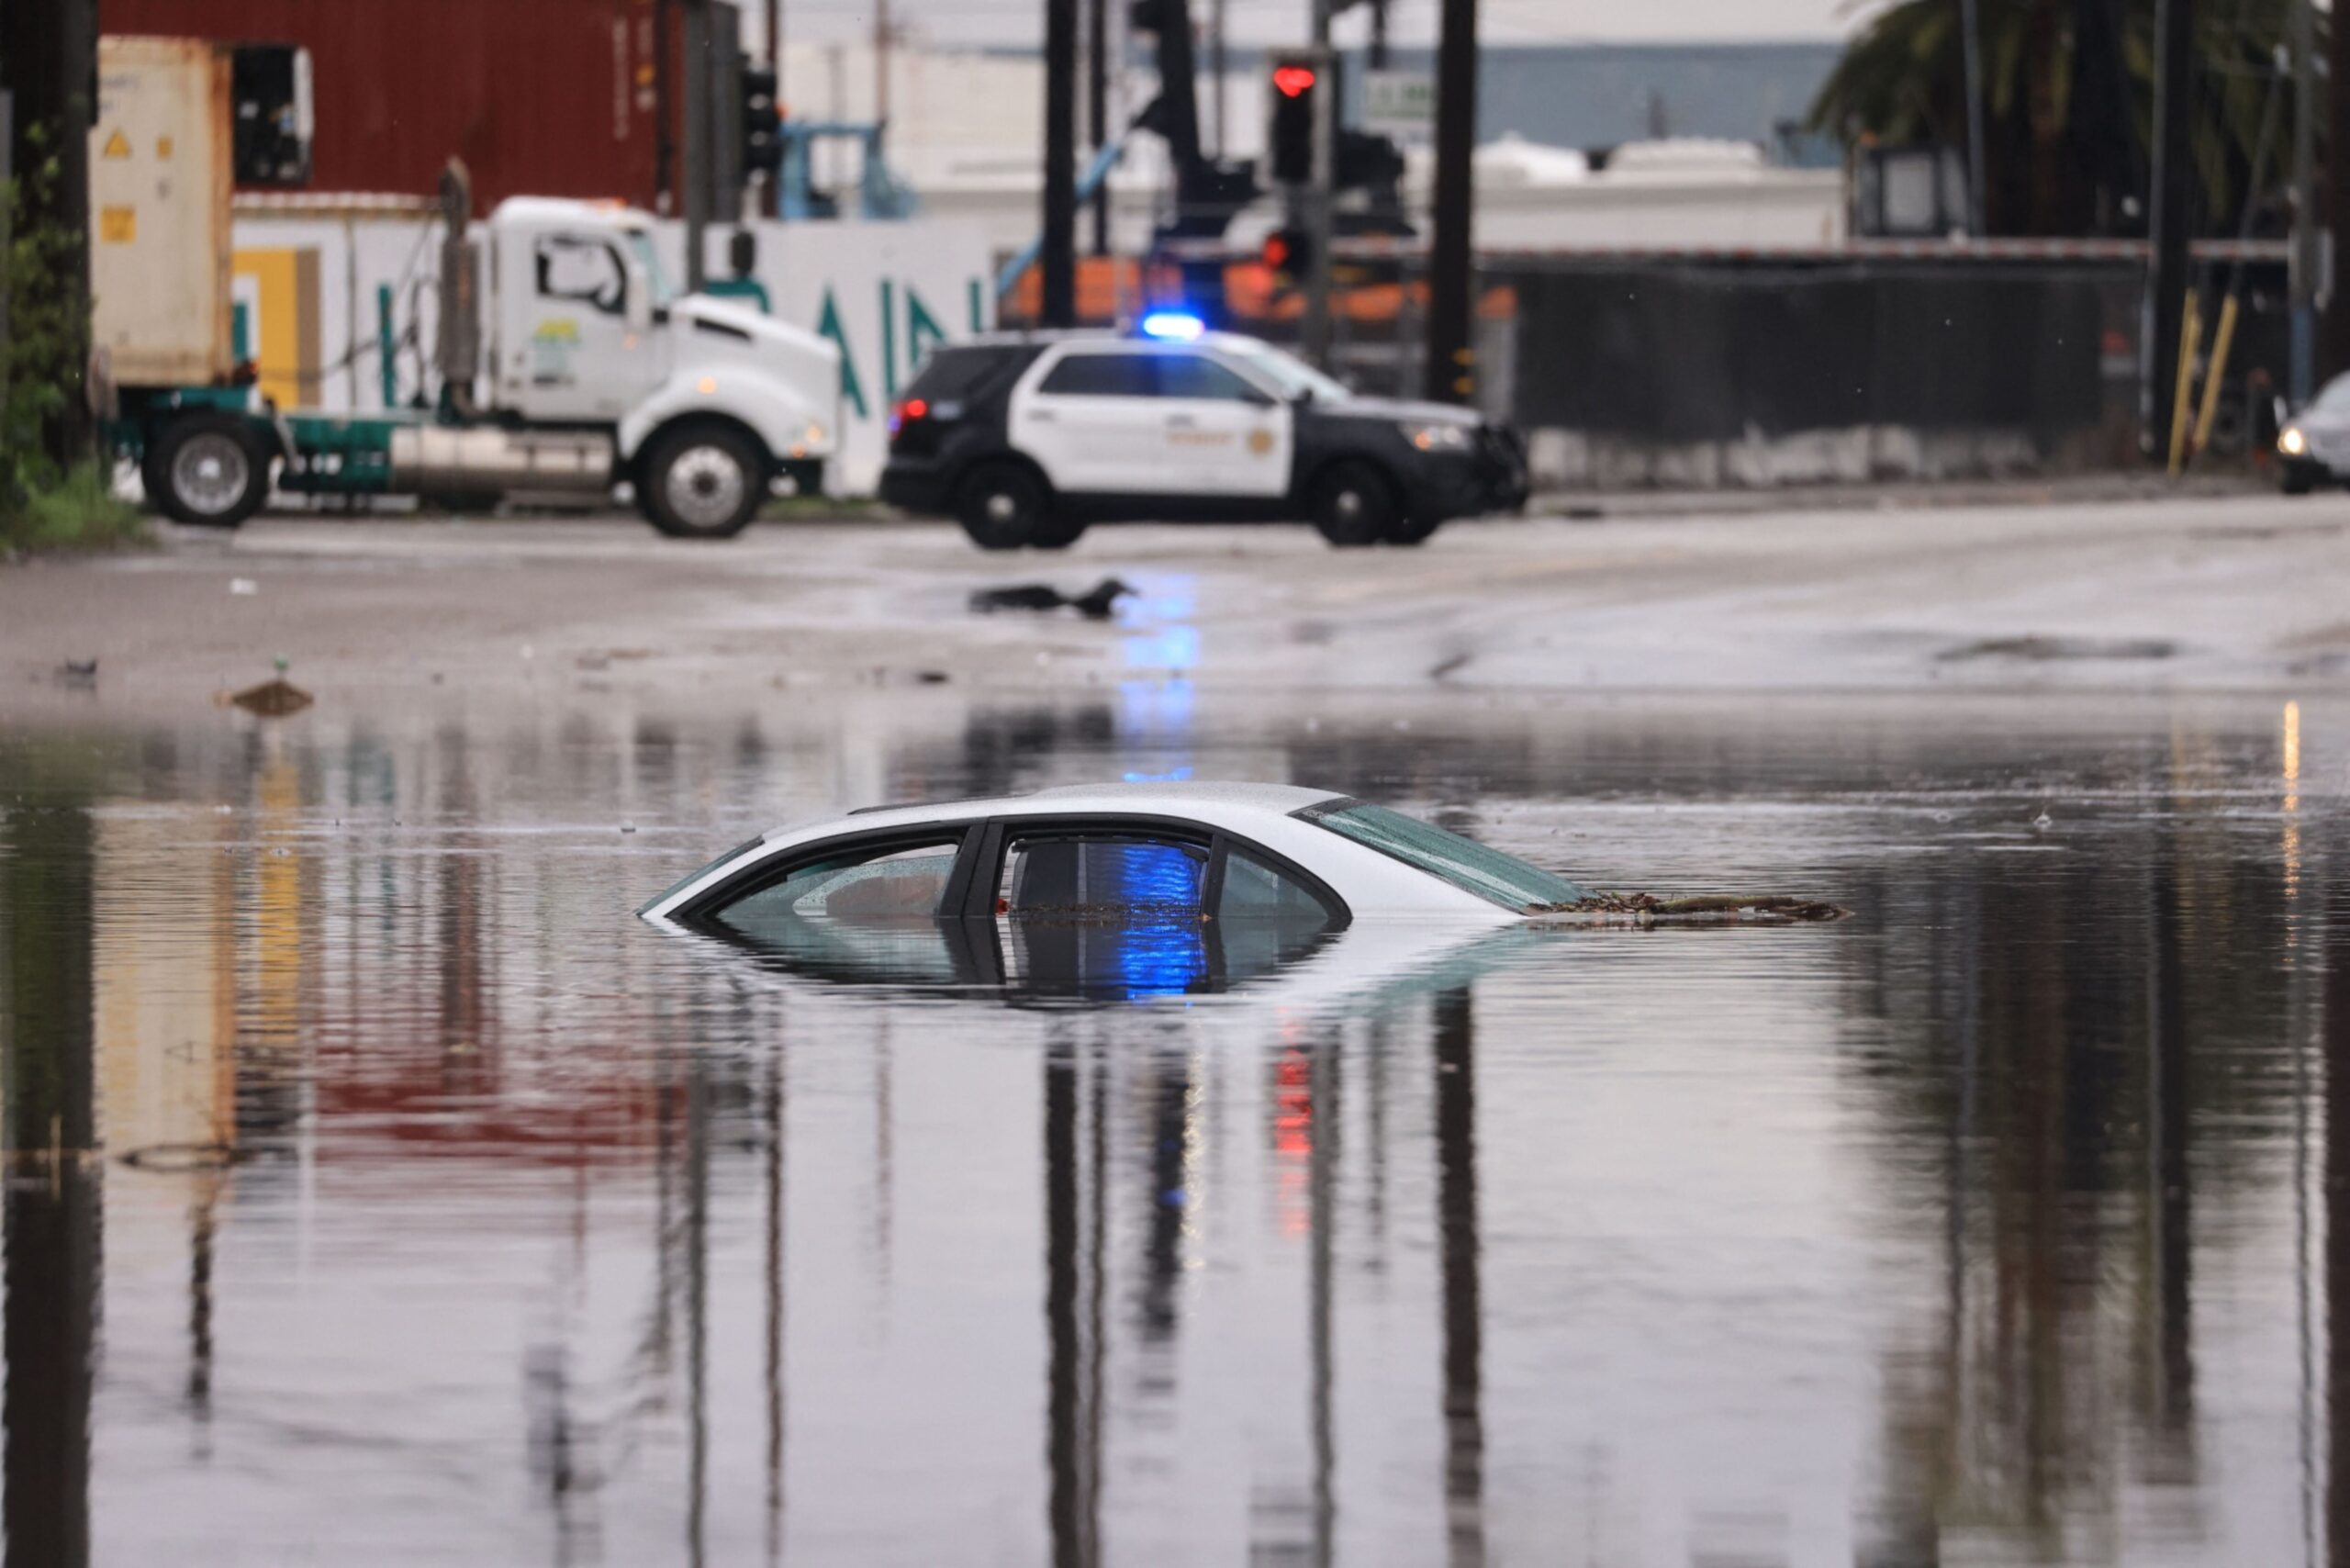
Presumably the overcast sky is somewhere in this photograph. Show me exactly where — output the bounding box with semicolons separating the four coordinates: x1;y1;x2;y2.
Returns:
768;0;1870;52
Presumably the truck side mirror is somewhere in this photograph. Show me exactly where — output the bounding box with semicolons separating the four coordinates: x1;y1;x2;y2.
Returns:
624;259;654;333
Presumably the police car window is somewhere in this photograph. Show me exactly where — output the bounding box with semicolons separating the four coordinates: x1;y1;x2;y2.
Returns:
1037;353;1161;398
908;345;1022;401
534;235;626;315
1158;355;1262;402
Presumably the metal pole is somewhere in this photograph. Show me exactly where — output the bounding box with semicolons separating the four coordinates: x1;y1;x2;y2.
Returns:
1088;0;1109;256
1371;0;1391;70
1423;0;1478;404
1042;0;1080;325
764;0;783;218
1212;0;1228;159
2143;0;2194;460
1959;0;1988;235
682;0;713;290
1302;8;1337;368
2291;2;2318;406
875;0;890;123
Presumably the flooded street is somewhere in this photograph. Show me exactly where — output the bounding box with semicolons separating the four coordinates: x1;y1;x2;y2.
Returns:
5;510;2350;1564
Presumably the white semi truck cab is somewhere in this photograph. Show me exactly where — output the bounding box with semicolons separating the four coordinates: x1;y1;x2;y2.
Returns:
96;38;839;537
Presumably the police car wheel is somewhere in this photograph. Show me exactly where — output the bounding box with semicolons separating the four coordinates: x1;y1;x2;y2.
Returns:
1387;514;1442;546
957;462;1053;551
1311;460;1398;549
1033;516;1088;550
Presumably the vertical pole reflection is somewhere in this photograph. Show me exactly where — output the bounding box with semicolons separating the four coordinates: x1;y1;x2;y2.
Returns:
1045;1044;1090;1568
686;1055;711;1568
1432;989;1483;1568
1308;1033;1340;1568
764;1052;786;1566
2325;875;2350;1568
2151;856;2195;1429
1;804;97;1568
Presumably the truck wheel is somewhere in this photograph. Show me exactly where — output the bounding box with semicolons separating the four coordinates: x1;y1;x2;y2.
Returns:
1311;460;1397;548
641;422;765;540
151;413;271;528
957;461;1054;551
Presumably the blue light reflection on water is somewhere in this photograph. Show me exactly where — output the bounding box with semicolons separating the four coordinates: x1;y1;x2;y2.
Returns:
1117;578;1199;779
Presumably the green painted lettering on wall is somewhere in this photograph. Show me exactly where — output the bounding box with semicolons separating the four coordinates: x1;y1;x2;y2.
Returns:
878;280;898;404
968;278;985;333
817;287;867;420
906;287;951;372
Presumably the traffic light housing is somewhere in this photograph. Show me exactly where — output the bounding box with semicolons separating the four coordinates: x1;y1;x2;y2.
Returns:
1266;52;1326;185
1262;225;1312;287
741;66;783;174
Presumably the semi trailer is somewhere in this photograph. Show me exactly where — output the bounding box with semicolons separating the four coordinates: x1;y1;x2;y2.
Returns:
93;35;840;538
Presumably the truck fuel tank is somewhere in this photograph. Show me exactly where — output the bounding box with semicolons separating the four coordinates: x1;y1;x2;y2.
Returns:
388;426;613;494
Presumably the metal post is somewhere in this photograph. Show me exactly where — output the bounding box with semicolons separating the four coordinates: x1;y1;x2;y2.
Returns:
875;0;891;122
654;0;677;213
1042;0;1080;326
1959;0;1988;235
1424;0;1478;404
1301;15;1337;367
1212;0;1228;158
682;0;713;290
765;0;783;218
1088;0;1109;256
2291;2;2318;406
2143;0;2194;460
2328;0;2350;380
1371;0;1391;69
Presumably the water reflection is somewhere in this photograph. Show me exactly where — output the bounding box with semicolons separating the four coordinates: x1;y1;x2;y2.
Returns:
0;695;2343;1564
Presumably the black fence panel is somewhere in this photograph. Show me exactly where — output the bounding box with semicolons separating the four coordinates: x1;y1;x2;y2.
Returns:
1507;263;2113;448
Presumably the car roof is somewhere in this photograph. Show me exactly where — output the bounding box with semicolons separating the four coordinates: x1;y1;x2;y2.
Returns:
956;329;1267;354
791;779;1344;839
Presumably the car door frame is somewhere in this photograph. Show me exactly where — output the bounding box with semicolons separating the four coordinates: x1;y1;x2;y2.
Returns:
957;813;1351;928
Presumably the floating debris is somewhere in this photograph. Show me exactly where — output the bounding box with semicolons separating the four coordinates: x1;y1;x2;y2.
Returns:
1537;891;1849;925
969;577;1134;621
54;658;97;687
226;656;313;718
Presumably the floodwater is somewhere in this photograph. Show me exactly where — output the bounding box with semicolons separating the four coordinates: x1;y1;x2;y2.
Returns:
1;688;2343;1567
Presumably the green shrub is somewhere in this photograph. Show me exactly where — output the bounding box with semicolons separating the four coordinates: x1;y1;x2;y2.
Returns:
1;462;144;554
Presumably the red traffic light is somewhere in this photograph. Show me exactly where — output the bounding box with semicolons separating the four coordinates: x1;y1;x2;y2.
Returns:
1263;233;1291;270
1272;64;1317;98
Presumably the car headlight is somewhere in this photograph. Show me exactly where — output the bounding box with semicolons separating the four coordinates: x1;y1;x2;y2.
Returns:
2281;425;2309;456
1402;421;1474;453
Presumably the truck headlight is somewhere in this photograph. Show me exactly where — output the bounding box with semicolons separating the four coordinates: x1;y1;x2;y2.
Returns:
2281;425;2309;456
1402;421;1474;453
805;422;827;448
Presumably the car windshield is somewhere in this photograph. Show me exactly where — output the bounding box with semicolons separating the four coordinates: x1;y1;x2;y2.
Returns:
623;229;678;308
1220;338;1351;405
1294;799;1589;912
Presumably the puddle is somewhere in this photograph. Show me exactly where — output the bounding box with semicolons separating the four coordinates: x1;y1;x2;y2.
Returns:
0;690;2341;1565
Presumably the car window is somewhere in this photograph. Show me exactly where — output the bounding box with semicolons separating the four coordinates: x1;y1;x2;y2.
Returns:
713;838;963;939
1214;846;1338;980
907;344;1028;402
1158;354;1264;402
1293;798;1590;912
1036;353;1162;398
997;833;1207;917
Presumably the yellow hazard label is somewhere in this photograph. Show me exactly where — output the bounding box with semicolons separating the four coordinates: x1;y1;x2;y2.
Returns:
98;207;136;244
101;129;131;160
156;135;173;160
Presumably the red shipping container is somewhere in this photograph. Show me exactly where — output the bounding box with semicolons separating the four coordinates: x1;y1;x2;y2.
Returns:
101;0;696;212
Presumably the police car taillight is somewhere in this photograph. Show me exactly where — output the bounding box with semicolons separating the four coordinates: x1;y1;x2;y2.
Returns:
889;397;927;436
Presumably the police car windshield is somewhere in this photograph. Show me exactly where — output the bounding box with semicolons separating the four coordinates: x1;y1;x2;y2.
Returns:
1222;340;1350;405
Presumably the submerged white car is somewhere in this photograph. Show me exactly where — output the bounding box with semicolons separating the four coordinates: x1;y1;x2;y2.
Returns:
641;781;1589;933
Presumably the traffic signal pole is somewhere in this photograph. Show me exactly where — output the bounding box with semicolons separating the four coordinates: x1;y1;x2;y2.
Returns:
1042;0;1080;326
1301;1;1337;367
1423;0;1478;404
682;0;713;290
2143;0;2193;460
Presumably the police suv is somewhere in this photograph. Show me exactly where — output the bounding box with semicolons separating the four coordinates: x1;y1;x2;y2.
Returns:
878;319;1529;549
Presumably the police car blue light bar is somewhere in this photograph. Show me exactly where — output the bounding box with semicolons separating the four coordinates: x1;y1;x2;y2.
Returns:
1139;310;1204;342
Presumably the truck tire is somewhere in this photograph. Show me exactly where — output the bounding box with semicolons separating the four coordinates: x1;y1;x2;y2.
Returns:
1310;460;1397;548
151;413;271;528
639;421;766;540
957;461;1055;551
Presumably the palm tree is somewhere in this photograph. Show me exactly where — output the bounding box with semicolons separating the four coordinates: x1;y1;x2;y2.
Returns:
1809;0;2319;238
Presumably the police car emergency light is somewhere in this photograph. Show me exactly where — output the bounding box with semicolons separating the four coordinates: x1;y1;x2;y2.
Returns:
1138;310;1205;342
